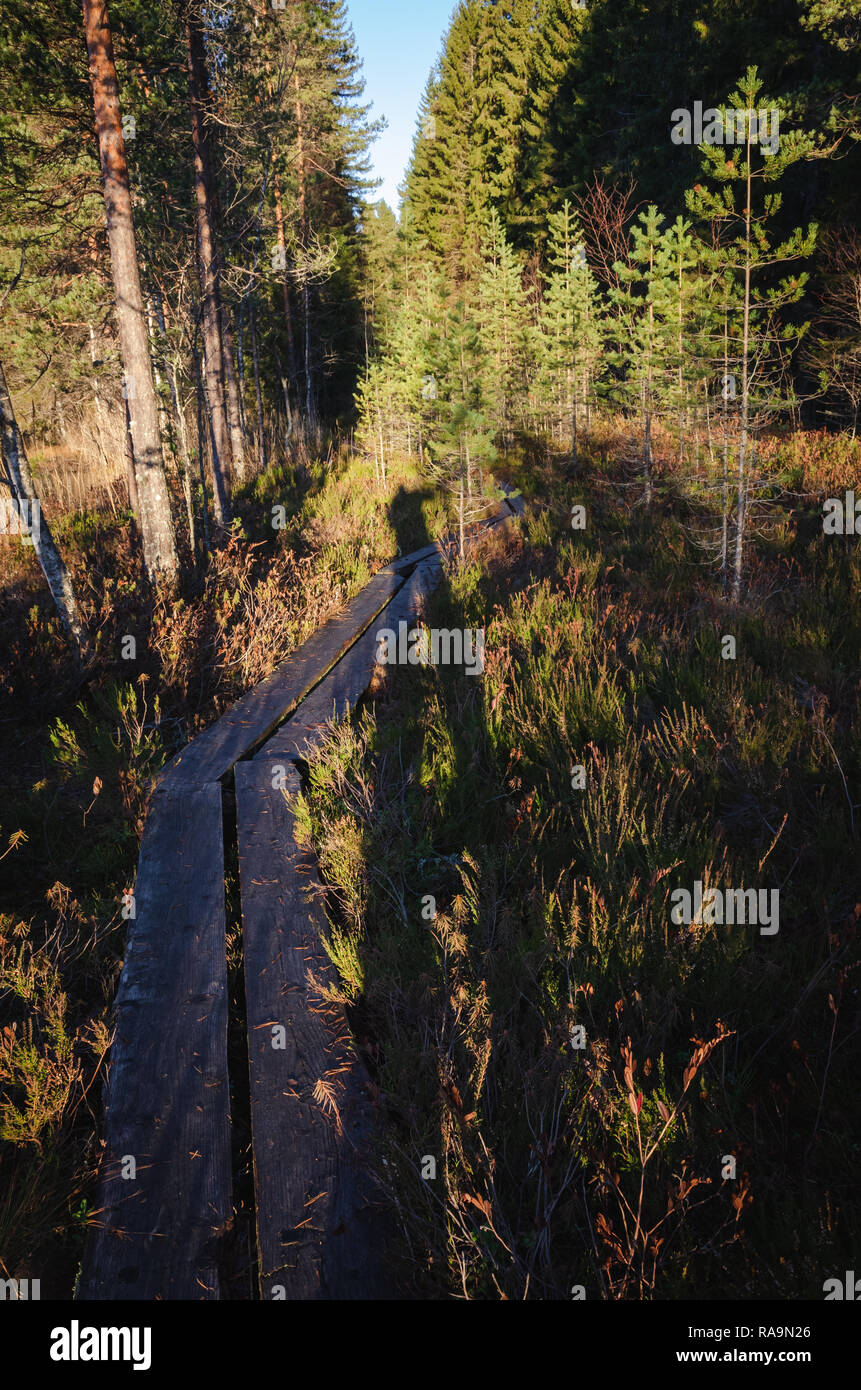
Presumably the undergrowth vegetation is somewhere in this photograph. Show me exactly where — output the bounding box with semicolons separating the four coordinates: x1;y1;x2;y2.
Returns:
295;430;860;1299
1;422;858;1298
0;445;443;1294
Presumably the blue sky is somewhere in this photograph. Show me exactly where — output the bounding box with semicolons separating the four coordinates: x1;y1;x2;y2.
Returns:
346;0;456;211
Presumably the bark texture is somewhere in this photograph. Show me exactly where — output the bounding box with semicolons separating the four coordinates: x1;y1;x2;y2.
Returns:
0;356;89;656
83;0;178;578
186;2;232;526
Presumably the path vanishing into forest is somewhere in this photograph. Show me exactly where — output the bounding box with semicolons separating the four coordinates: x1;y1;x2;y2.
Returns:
80;488;524;1302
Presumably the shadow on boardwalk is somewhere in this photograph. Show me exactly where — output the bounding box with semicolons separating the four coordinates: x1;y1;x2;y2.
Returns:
79;493;522;1301
388;484;435;559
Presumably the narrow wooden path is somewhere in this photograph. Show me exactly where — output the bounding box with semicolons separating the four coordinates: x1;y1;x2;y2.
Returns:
80;491;523;1301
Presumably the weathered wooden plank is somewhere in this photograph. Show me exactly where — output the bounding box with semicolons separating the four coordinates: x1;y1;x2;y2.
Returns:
375;541;441;574
259;556;442;762
235;762;392;1299
158;572;402;792
80;784;231;1301
81;496;522;1301
376;494;520;574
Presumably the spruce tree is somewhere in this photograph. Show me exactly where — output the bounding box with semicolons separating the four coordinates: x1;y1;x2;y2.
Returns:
540;199;603;470
509;0;587;252
426;399;497;561
405;1;538;285
424;294;499;547
474;0;537;210
478;210;533;445
609;205;678;505
404;2;487;284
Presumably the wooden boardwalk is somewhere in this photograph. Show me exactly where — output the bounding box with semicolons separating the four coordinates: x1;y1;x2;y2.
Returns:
78;784;231;1300
80;492;522;1301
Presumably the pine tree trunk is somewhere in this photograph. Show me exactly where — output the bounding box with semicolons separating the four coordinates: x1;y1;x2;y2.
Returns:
146;296;173;460
571;369;578;476
185;2;232;526
191;337;211;557
273;171;299;389
154;287;198;551
304;280;316;435
294;70;316;436
221;306;246;481
642;392;653;506
678;270;685;467
235;310;249;441
0;357;88;656
732;153;754;605
377;406;385;486
704;377;714;479
250;299;267;472
151;286;184;476
721;315;730;596
123;393;139;513
87;323;111;479
643;285;654;506
273;345;294;442
169;358;197;560
83;0;178;580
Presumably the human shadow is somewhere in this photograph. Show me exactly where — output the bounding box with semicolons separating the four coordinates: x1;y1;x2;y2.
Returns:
387;484;435;560
312;506;522;1294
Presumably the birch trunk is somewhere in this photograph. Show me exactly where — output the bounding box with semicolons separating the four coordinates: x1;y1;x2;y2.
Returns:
0;357;89;656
